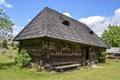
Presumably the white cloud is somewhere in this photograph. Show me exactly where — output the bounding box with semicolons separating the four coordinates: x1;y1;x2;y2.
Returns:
111;8;120;26
79;8;120;37
79;16;107;37
79;16;105;26
12;25;23;37
0;0;13;8
63;12;71;17
115;8;120;16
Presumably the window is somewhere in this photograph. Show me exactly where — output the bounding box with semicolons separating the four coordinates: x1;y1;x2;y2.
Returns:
89;31;94;34
62;20;69;26
72;47;76;54
76;46;82;55
56;45;62;54
49;42;55;54
62;45;71;54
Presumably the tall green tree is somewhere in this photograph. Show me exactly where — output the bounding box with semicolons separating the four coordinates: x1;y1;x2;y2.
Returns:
2;39;8;48
101;25;120;47
0;8;14;39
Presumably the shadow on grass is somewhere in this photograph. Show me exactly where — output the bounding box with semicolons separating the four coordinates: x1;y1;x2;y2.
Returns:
0;62;16;70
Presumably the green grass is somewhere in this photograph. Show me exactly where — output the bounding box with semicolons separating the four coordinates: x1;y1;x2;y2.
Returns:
0;50;120;80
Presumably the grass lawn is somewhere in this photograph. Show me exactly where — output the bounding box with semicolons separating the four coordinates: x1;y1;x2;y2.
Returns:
0;50;120;80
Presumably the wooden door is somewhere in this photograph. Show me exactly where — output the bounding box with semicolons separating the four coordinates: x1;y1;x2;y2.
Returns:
85;47;90;60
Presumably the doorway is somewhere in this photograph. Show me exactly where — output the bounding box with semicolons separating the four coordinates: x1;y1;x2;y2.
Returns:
86;47;90;60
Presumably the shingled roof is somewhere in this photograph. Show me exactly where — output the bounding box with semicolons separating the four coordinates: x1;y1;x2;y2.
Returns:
14;7;108;48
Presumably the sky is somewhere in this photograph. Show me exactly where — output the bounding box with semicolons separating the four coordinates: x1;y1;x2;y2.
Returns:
0;0;120;37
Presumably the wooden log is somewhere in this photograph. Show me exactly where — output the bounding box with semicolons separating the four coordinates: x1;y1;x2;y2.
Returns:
54;64;81;70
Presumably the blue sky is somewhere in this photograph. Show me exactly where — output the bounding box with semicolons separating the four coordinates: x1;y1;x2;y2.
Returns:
0;0;120;37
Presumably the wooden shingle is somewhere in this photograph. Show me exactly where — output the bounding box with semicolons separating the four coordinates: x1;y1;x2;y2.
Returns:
14;7;108;48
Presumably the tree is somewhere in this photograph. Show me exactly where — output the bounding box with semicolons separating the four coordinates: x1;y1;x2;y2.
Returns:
1;39;8;48
101;25;120;47
0;8;14;39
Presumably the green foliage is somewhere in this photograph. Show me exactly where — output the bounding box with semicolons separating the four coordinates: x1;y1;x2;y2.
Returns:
101;25;120;47
0;8;14;39
1;39;8;48
1;51;120;80
99;51;107;58
15;49;32;67
11;42;18;49
98;51;107;63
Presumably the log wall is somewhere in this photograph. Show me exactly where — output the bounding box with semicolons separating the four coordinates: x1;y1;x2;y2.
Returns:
19;37;100;66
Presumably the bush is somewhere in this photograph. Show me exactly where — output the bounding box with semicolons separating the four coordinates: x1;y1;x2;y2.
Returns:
15;49;32;67
2;39;8;49
98;51;107;63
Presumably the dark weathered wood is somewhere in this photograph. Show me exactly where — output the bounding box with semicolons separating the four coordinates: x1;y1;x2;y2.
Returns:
19;37;100;68
54;64;81;70
17;37;99;69
52;62;77;66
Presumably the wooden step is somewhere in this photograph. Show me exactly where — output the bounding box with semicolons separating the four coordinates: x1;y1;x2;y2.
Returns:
54;64;81;71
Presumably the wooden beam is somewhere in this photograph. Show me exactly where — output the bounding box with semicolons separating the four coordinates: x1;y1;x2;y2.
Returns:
54;64;81;71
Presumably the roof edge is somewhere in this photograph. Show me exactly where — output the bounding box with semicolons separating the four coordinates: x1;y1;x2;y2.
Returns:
13;7;48;41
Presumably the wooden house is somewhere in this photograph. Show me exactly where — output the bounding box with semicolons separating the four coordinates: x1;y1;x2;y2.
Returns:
14;7;108;69
107;47;120;59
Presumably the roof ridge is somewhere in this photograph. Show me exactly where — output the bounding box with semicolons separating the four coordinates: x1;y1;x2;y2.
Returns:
45;7;88;26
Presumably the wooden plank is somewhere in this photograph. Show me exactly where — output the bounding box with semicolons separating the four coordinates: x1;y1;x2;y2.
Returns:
52;62;76;66
54;64;80;70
